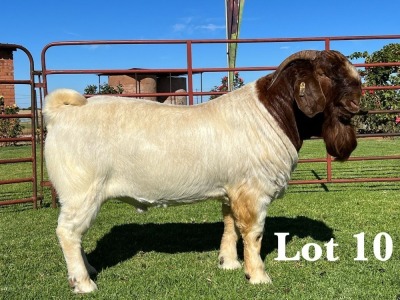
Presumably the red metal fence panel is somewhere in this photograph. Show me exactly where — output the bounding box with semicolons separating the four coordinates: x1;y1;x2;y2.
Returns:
0;43;40;208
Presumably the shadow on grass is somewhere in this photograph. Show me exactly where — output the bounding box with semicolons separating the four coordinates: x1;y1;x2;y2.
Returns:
87;216;333;272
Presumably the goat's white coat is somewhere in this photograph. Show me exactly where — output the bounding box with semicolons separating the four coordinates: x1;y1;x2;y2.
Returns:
44;83;298;209
44;82;298;292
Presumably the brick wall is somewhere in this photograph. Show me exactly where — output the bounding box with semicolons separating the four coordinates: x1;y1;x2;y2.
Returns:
109;74;158;101
0;48;16;107
108;74;187;102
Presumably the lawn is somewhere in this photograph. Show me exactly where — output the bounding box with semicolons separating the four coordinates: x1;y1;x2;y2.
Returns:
0;139;399;299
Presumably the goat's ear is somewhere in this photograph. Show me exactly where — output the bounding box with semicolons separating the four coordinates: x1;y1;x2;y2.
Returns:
294;76;326;117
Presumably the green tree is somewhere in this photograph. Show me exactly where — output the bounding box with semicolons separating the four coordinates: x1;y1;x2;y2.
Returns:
84;83;124;95
349;43;400;133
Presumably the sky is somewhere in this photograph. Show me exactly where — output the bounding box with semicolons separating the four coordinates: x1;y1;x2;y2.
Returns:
1;0;400;107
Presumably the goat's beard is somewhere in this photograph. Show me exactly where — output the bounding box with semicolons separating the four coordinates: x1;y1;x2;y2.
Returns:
322;114;357;161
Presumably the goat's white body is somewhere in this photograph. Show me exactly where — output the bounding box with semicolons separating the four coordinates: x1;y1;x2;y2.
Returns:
43;50;361;293
44;82;298;293
45;82;298;210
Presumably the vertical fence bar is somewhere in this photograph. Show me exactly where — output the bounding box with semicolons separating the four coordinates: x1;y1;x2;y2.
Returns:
186;40;194;105
30;68;38;209
325;37;332;183
325;38;331;50
326;153;333;183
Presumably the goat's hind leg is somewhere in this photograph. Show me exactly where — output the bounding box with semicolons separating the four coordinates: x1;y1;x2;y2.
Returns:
56;194;102;293
218;203;242;270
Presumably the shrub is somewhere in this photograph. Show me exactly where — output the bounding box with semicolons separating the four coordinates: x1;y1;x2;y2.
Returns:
0;96;23;146
353;90;400;134
209;72;245;100
84;83;124;95
349;44;400;134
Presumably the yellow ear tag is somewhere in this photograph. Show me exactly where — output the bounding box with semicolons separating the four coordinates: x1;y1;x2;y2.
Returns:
299;82;306;97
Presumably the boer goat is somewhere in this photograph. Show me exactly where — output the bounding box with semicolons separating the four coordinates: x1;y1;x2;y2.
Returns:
44;50;361;293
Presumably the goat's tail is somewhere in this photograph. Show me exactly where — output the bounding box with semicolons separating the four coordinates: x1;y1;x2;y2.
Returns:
43;89;87;125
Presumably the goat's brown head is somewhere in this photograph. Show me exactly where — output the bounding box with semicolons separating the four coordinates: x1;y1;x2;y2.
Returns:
256;50;362;161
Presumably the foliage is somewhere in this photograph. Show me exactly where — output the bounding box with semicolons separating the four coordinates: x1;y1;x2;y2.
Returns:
0;96;23;146
84;82;124;95
348;44;400;133
209;71;245;100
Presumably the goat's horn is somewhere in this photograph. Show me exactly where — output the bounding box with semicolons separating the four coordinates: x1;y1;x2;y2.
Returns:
268;50;320;89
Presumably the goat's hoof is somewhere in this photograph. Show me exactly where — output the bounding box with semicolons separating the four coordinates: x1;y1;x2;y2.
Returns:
248;272;272;284
218;256;242;270
69;277;98;294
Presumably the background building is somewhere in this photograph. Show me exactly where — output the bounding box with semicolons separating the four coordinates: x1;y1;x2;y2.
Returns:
0;47;16;107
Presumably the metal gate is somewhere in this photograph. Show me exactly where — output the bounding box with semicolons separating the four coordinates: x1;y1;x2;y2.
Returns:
0;44;40;208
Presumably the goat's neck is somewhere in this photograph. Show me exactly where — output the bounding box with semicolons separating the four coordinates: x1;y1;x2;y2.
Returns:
255;75;303;151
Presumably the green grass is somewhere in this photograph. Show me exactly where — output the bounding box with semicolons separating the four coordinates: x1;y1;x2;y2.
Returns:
0;139;399;299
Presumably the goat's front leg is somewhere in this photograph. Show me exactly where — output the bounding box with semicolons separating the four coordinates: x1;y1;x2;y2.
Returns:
56;197;100;293
218;203;241;270
229;185;272;284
